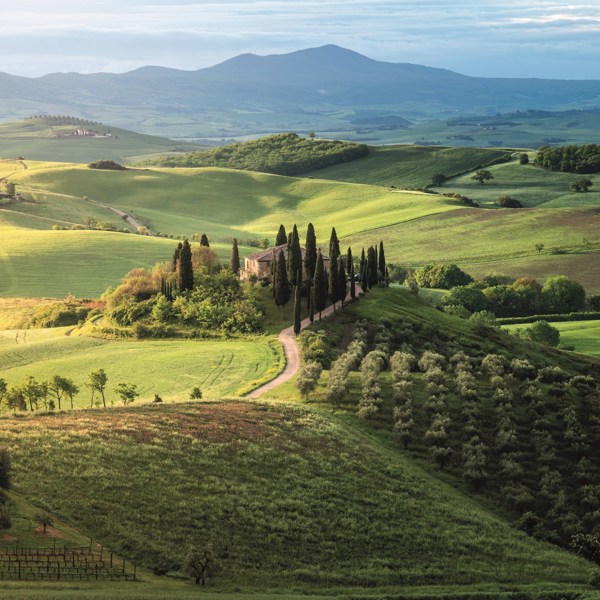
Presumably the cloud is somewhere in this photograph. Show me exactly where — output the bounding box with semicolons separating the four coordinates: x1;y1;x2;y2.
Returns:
1;0;600;79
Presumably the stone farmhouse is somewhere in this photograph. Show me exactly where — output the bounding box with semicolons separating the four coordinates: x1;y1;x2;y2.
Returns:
240;244;330;281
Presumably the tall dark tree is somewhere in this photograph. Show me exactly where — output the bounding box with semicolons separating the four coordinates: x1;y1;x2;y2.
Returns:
230;238;240;275
346;246;353;272
200;234;210;247
309;287;315;323
313;251;327;320
293;284;302;335
178;239;194;292
276;224;287;246
172;242;183;271
288;224;302;287
287;232;293;248
350;261;356;300
367;245;378;287
378;241;386;282
359;248;366;280
329;227;340;261
337;256;347;307
304;223;317;279
328;250;339;311
274;250;290;310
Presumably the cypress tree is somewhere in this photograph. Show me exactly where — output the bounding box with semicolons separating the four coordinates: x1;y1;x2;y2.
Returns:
347;246;353;273
337;256;347;307
230;238;240;275
288;224;302;287
350;261;356;300
329;227;340;261
276;224;287;246
304;223;317;279
378;241;386;282
367;246;378;287
293;284;301;335
328;249;339;311
200;234;210;247
271;249;277;297
359;248;365;281
274;250;290;310
314;251;327;320
309;287;315;323
287;232;293;248
178;239;194;292
172;242;183;271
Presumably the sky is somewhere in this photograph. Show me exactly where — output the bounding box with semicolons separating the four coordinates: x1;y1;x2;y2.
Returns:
2;0;600;79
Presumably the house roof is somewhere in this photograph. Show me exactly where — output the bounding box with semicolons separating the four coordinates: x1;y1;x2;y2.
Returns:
246;244;329;262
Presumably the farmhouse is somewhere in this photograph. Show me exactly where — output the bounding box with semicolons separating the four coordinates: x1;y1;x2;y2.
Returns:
240;244;330;281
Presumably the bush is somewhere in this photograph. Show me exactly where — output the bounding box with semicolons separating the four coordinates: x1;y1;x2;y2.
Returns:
88;160;127;170
496;195;524;208
29;301;90;328
442;286;487;313
520;320;560;347
415;264;473;289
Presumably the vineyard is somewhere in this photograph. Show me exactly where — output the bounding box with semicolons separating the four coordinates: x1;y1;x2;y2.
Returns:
0;543;135;581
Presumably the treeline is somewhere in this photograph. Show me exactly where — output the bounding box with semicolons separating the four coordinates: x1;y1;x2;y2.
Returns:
534;144;600;174
145;133;369;175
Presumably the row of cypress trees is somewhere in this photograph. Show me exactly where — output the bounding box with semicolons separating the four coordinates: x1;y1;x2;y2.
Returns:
270;224;387;334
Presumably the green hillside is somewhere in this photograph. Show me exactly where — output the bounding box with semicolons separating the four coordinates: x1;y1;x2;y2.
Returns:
0;117;200;164
306;145;510;188
0;401;592;595
0;327;277;403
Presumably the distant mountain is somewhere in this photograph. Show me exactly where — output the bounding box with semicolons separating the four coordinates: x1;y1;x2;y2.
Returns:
1;45;600;138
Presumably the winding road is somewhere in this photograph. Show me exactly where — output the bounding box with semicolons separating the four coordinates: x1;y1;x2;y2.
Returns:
247;286;361;398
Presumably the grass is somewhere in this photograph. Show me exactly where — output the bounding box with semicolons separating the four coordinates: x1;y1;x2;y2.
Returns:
0;327;276;404
0;118;200;164
0;401;592;592
306;145;509;188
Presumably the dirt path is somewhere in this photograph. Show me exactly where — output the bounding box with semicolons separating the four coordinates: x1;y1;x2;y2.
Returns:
247;286;361;398
103;205;153;235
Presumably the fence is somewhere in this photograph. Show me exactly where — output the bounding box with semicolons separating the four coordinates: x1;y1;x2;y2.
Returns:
0;540;136;581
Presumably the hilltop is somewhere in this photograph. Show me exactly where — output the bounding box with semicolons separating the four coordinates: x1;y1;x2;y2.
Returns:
0;116;201;164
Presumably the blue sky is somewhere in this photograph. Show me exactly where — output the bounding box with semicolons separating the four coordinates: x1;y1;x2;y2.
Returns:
3;0;600;79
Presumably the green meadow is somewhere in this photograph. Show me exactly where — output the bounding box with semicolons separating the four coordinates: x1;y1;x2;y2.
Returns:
0;327;276;403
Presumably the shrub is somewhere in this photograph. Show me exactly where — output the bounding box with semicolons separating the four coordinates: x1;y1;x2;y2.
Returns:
418;351;445;372
496;195;524;208
29;301;90;328
521;320;560;347
88;160;127;170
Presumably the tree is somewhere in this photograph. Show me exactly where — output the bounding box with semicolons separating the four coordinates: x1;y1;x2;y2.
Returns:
190;387;203;399
542;275;586;313
328;248;339;311
337;256;347;307
230;238;240;275
288;225;302;287
0;449;11;490
313;251;327;320
309;287;315;323
115;382;139;406
521;320;560;347
329;227;340;262
2;181;16;197
571;178;593;192
23;376;48;412
183;545;217;585
200;234;210;247
431;173;447;186
293;284;301;335
172;242;183;271
296;360;323;400
35;512;53;535
177;239;194;292
275;224;287;246
472;169;494;185
378;241;386;284
88;369;108;408
519;153;529;165
367;246;378;287
274;250;290;310
496;195;523;208
304;223;317;279
349;255;356;300
49;375;78;411
0;379;6;408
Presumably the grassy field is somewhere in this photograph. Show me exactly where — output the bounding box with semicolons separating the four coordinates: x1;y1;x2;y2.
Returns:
435;158;600;208
0;327;276;403
0;401;592;593
0;118;200;164
306;145;509;188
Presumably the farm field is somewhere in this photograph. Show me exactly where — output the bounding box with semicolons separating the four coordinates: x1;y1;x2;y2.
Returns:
0;327;276;403
0;401;592;593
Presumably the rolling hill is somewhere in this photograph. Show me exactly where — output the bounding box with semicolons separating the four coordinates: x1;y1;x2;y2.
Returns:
0;117;200;164
2;46;600;138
